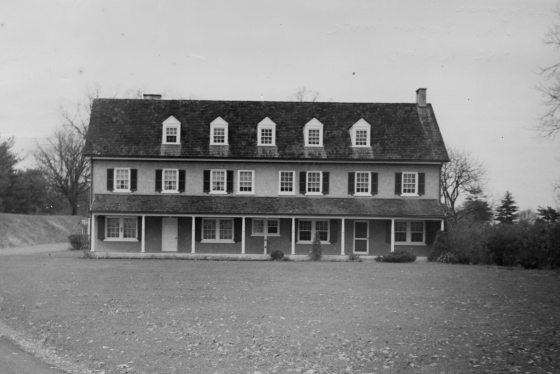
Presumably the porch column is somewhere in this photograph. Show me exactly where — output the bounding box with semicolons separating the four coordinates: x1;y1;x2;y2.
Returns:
390;218;395;253
291;217;296;255
241;217;246;254
141;215;146;253
90;214;96;252
440;219;445;232
191;216;196;254
340;218;345;255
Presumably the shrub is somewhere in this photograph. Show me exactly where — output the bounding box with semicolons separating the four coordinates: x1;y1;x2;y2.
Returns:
485;224;525;266
270;250;285;261
347;253;362;262
309;234;322;261
376;250;416;263
428;231;449;262
68;234;89;250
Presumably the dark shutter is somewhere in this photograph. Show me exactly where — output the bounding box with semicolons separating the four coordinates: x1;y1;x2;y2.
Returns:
203;170;210;193
330;219;338;243
106;169;114;191
233;218;242;242
418;173;425;195
227;170;234;194
371;172;378;195
348;172;355;195
425;221;439;244
97;215;105;240
395;173;402;195
299;172;306;194
178;170;186;193
385;220;391;244
155;169;162;192
322;172;329;195
195;218;202;242
137;216;142;241
130;169;137;192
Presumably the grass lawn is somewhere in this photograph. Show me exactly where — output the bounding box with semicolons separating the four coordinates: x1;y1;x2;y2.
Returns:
0;251;559;374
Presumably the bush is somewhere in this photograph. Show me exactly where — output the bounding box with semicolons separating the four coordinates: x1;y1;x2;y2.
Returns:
376;250;416;263
68;234;89;250
309;234;322;261
428;231;450;262
485;224;525;266
347;253;362;262
270;250;285;261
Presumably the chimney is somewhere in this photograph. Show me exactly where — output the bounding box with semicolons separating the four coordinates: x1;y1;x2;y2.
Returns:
143;94;162;100
416;88;427;107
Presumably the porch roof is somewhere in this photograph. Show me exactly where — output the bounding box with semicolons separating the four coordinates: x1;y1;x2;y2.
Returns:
91;194;446;219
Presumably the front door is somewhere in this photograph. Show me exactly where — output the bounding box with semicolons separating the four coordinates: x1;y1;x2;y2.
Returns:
354;221;369;254
162;217;178;252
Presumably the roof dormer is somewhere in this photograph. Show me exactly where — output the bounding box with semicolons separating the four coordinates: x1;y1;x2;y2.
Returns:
162;116;181;145
349;119;371;147
257;117;277;146
303;118;324;147
210;117;228;145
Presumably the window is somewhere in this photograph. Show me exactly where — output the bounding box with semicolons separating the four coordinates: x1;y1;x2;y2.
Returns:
211;170;227;194
298;220;330;243
355;172;371;195
402;172;418;195
162;169;178;193
306;171;322;194
279;171;295;195
114;168;130;191
238;170;254;194
162;116;181;144
105;217;137;241
252;219;280;236
257;117;276;146
303;118;324;147
350;119;371;147
394;221;425;244
202;219;234;242
210;117;228;145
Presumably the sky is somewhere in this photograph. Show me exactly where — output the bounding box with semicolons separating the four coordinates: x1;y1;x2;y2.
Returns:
0;0;559;210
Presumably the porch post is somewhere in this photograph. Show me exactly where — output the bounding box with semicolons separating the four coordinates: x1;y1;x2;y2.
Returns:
390;218;395;253
90;214;96;252
141;215;146;253
191;216;196;254
440;219;445;232
241;217;246;254
340;218;345;255
291;217;296;255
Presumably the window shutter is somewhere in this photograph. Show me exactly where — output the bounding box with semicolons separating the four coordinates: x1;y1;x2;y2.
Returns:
203;170;210;193
178;170;186;193
330;219;338;243
195;218;202;242
155;170;162;192
130;169;137;192
425;221;437;244
418;173;425;195
97;216;106;240
227;170;234;194
371;172;378;195
106;169;114;191
395;173;402;195
322;172;329;195
299;172;306;194
385;221;391;244
137;216;142;241
233;218;242;242
348;172;355;195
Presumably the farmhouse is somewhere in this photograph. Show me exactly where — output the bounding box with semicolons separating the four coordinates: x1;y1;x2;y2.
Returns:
84;88;449;257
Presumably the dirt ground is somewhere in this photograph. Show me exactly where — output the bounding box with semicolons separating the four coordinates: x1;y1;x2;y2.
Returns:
0;249;559;373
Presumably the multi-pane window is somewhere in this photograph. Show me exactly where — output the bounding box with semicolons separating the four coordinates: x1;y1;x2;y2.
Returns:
252;219;280;236
210;117;229;145
114;168;130;191
355;129;368;146
213;127;225;144
279;171;295;194
260;128;273;145
105;217;137;241
165;126;178;143
307;129;321;145
355;172;370;194
402;172;417;194
257;118;276;146
298;220;330;243
211;170;226;193
202;219;234;242
162;116;181;145
238;170;254;193
306;171;322;194
163;169;178;192
394;221;425;244
350;119;371;147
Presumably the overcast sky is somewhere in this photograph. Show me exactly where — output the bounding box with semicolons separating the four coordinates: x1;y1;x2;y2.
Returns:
1;0;559;210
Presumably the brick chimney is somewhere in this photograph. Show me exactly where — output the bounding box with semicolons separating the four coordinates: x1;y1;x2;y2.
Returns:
416;88;427;107
143;94;162;100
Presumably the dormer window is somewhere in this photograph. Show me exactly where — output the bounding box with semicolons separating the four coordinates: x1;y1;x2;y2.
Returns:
350;119;371;147
257;117;276;146
210;117;228;145
162;116;181;145
303;118;324;147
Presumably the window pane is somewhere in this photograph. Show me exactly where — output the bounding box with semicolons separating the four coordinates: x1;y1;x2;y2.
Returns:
213;127;225;143
355;129;368;146
307;172;321;193
260;128;273;144
402;173;417;194
280;172;294;193
106;218;120;238
253;219;265;234
355;172;370;193
267;220;279;234
299;221;312;241
219;220;233;240
211;170;226;192
239;171;253;192
316;220;329;241
115;169;129;190
203;220;216;240
308;129;321;145
410;222;424;242
123;218;137;238
166;127;177;143
395;221;407;242
163;170;178;191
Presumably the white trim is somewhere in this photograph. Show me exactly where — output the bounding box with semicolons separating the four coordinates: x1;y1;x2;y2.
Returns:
390;219;395;253
191;216;196;253
341;218;345;255
394;220;426;245
104;216;139;242
91;214;96;252
278;170;296;195
257;117;276;146
303;118;324;147
113;168;131;192
354;171;372;196
251;218;280;237
162;116;181;145
241;217;246;254
401;172;419;196
349;118;371;147
353;220;369;254
296;219;330;244
161;168;179;193
201;218;234;242
237;170;255;194
210;117;229;145
210;169;227;194
291;218;296;255
141;215;145;253
305;171;323;195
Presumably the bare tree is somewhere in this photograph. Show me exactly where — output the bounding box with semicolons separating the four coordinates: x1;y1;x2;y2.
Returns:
540;9;560;137
289;87;320;102
441;148;485;221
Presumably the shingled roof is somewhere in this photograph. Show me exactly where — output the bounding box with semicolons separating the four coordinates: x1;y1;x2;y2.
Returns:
85;98;449;162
